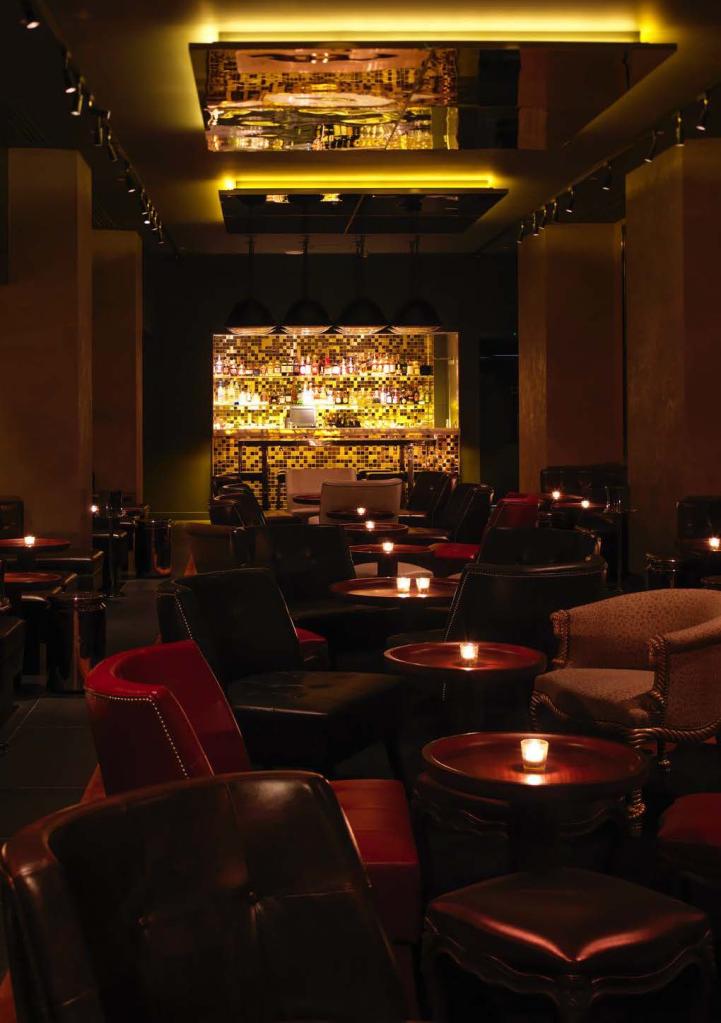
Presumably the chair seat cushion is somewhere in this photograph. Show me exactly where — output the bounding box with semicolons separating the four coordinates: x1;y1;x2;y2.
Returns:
426;867;709;977
331;779;421;943
534;668;657;726
659;794;721;879
432;543;480;562
228;670;401;769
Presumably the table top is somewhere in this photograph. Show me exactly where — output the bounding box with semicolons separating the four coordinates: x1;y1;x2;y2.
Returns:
330;576;456;607
291;493;321;505
423;731;647;803
341;521;409;537
350;543;427;557
327;508;396;521
4;571;65;590
678;538;721;557
384;641;546;678
0;538;70;553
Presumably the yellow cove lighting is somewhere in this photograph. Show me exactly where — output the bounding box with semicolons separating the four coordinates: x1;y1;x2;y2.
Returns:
219;174;497;193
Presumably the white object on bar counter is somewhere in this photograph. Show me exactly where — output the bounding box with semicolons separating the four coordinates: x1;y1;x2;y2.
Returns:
415;576;431;592
396;576;411;592
23;535;36;547
382;541;394;554
459;641;479;663
521;737;549;771
365;520;375;531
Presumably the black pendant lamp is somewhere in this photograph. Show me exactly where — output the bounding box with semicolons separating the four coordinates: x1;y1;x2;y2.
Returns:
283;236;331;336
336;235;387;336
225;236;276;336
391;235;442;334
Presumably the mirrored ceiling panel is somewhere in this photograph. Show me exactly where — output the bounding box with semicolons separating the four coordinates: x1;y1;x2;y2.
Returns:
190;42;674;153
219;191;508;234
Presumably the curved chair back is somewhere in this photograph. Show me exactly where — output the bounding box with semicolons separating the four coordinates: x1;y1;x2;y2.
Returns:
444;556;607;656
406;471;452;517
438;483;494;541
286;467;356;512
185;522;247;574
319;478;402;525
208;498;243;526
84;639;250;795
677;495;721;542
485;494;542;532
211;472;251;497
242;523;355;601
1;773;405;1023
480;526;600;566
156;567;303;684
212;485;267;527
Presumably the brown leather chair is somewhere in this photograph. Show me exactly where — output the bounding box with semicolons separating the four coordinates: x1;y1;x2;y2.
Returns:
184;521;248;574
0;773;409;1023
424;868;714;1022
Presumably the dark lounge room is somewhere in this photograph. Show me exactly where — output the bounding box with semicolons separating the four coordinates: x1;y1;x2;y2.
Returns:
2;2;721;1021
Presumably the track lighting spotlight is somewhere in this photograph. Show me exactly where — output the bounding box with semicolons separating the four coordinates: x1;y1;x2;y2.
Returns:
531;212;539;236
63;53;78;94
70;81;85;117
92;110;109;147
643;129;659;163
564;187;575;215
151;212;161;233
696;92;710;132
538;206;548;230
157;228;166;246
674;111;685;147
20;2;40;29
124;166;137;194
601;163;613;191
105;131;119;163
516;221;525;245
551;199;560;223
140;193;152;225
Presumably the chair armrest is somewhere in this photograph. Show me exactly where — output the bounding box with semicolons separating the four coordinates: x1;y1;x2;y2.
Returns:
649;616;721;728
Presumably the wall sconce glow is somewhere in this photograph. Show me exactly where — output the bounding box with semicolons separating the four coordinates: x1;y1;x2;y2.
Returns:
221;177;236;191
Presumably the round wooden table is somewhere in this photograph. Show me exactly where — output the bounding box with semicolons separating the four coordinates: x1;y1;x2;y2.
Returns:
341;521;410;542
291;493;321;506
3;571;65;612
327;507;395;522
422;731;647;868
330;576;456;608
0;537;70;569
350;542;431;577
384;641;546;731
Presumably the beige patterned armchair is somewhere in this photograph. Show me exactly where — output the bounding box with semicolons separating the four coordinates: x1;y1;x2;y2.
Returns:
531;589;721;833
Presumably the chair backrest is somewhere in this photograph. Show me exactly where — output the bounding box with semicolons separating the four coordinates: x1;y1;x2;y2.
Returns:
318;478;402;525
286;467;356;510
243;523;355;601
677;495;721;541
156;568;303;684
485;494;542;532
210;472;249;497
212;485;267;527
208;498;243;526
444;556;607;656
1;772;405;1023
479;526;599;566
407;471;452;514
438;483;494;541
185;522;246;574
84;640;250;795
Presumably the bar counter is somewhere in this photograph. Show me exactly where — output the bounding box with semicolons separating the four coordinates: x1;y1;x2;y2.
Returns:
212;428;459;509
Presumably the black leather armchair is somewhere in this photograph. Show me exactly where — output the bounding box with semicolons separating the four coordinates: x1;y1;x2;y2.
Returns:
406;483;494;545
479;526;600;566
1;773;408;1023
156;568;403;772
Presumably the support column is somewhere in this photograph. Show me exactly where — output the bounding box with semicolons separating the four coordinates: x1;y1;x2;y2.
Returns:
626;139;721;565
92;230;143;500
0;149;92;547
518;222;624;492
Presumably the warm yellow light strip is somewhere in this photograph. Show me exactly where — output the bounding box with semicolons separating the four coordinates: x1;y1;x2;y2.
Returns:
217;30;639;43
219;175;497;192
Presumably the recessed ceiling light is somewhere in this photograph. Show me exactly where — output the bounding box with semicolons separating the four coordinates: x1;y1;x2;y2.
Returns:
266;194;289;204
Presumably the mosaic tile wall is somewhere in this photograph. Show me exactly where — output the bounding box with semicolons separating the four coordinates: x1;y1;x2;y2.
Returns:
212;432;459;506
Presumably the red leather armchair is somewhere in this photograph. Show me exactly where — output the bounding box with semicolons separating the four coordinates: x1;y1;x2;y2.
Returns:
84;640;421;992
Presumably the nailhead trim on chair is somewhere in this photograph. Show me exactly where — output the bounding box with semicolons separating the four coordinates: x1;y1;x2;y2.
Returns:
85;691;189;779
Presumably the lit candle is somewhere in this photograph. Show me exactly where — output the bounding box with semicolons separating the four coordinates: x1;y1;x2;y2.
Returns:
551;489;561;501
521;737;549;771
709;536;721;550
382;541;395;554
580;499;590;509
415;576;431;592
23;535;36;547
90;504;99;514
356;506;366;517
459;641;479;664
396;576;411;593
365;520;375;531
